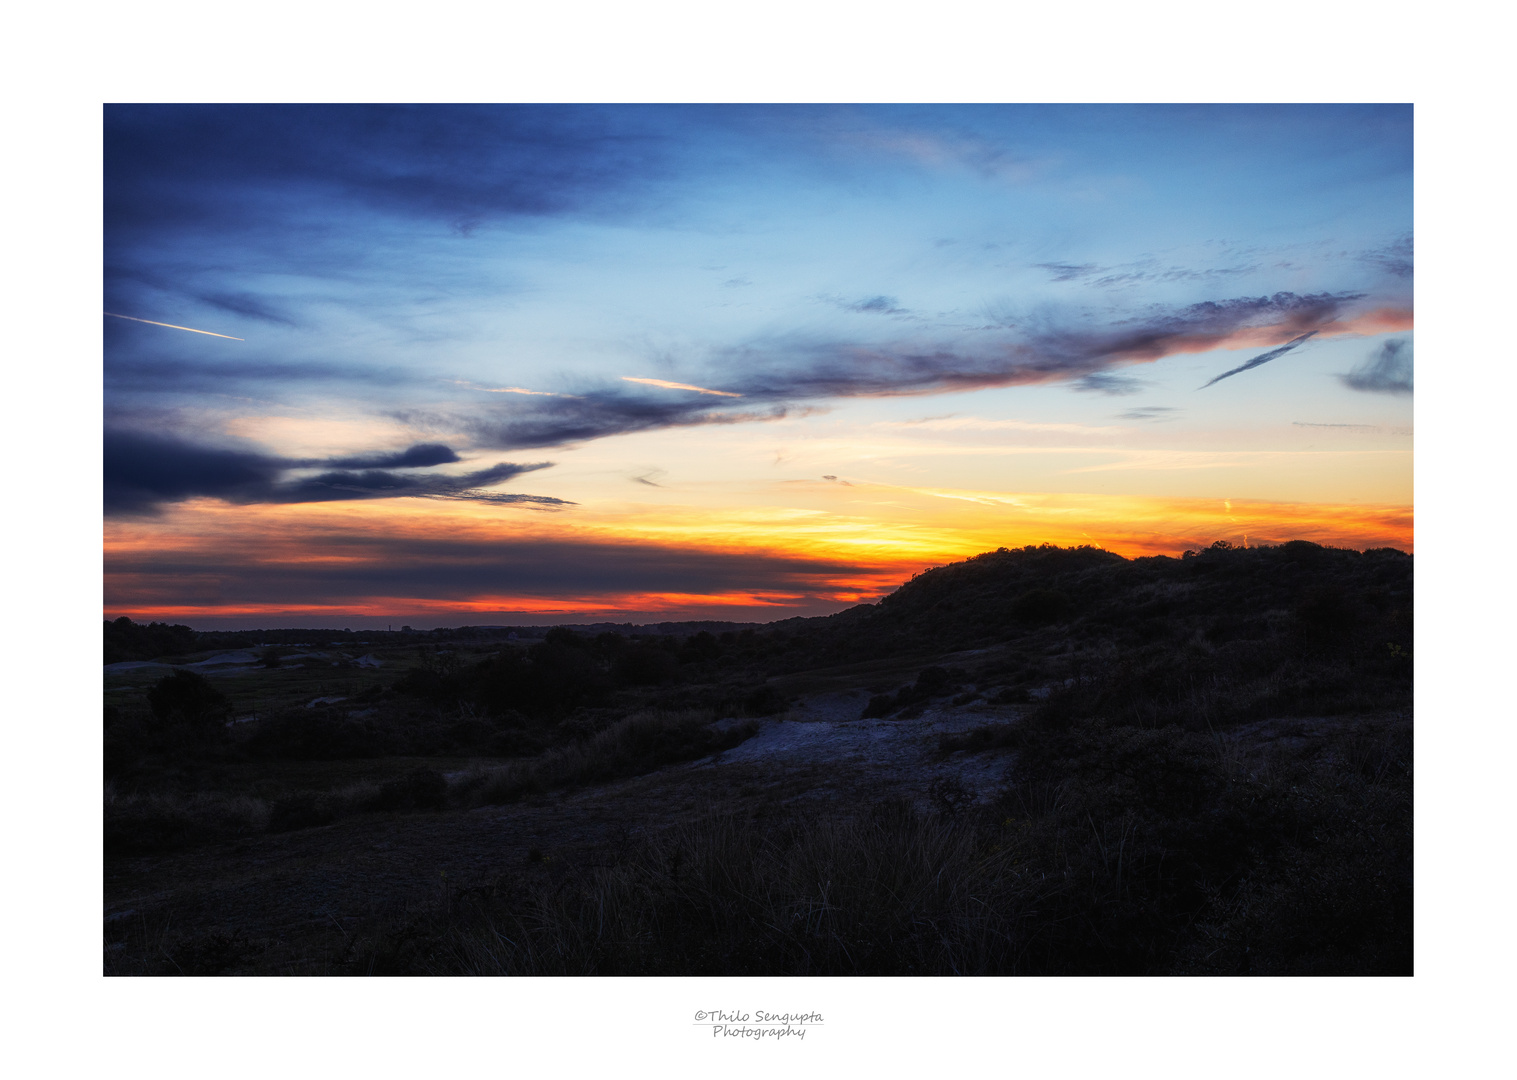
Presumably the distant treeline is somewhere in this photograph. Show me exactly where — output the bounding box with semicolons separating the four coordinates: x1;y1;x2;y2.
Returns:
105;618;770;663
104;617;200;665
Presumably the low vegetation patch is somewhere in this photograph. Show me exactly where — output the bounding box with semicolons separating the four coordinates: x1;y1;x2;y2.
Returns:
104;541;1412;974
104;786;269;854
456;710;758;806
339;713;1409;976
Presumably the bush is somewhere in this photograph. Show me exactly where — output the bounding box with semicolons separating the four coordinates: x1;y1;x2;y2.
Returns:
860;689;906;719
146;670;229;731
363;769;449;812
267;792;336;833
741;684;788;716
243;708;397;760
612;645;680;687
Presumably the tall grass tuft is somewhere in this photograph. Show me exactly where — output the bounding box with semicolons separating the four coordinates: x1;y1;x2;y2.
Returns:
104;785;269;854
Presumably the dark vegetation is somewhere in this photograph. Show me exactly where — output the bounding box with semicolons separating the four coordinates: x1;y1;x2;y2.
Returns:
104;540;1411;975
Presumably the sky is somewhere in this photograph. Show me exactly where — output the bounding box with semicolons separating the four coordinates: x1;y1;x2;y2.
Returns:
103;104;1413;628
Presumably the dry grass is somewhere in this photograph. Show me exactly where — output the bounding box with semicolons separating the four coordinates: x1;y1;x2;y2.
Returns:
104;784;269;853
334;713;1410;976
453;710;757;806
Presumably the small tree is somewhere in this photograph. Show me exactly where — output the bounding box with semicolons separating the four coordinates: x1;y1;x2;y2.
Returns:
147;670;230;738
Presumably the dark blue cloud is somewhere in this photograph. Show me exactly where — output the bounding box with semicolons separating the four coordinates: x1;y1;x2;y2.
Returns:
275;461;556;506
441;291;1368;450
1341;338;1413;395
1198;330;1318;389
323;444;459;469
103;105;677;328
448;391;794;451
104;430;558;515
107;530;870;611
103;344;415;395
104;431;285;514
104;104;670;239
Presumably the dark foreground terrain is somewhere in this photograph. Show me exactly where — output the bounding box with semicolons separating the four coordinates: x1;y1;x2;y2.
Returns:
104;540;1412;975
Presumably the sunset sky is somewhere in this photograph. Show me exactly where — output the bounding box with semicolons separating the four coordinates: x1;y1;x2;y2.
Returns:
103;104;1413;628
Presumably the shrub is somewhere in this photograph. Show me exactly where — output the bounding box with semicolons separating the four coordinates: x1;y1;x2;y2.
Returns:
860;689;905;719
363;769;449;812
146;670;230;731
1011;589;1070;625
741;684;788;716
243;708;396;760
267;792;336;833
612;645;680;687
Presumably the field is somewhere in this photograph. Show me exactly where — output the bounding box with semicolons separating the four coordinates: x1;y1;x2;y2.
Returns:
103;541;1412;975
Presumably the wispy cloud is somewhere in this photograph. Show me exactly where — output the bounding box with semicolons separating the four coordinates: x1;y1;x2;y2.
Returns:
1073;372;1145;395
1361;235;1413;280
414;491;574;509
1293;421;1379;430
1036;259;1259;289
1119;407;1179;422
194;291;298;326
1198;331;1317;389
420;291;1390;452
885;416;1121;436
1034;263;1099;282
825;294;912;316
451;380;573;397
1340;338;1412;395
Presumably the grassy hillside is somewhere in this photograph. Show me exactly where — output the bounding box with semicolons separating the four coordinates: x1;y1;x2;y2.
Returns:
103;540;1412;975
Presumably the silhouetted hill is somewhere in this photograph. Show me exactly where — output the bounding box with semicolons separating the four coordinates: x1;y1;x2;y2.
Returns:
799;539;1410;658
734;540;1411;727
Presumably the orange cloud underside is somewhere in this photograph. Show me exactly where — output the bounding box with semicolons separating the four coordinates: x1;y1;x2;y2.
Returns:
104;488;1412;623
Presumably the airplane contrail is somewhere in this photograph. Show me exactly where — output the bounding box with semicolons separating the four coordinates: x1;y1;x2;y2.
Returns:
448;379;571;397
105;312;244;340
621;376;742;397
1197;330;1316;389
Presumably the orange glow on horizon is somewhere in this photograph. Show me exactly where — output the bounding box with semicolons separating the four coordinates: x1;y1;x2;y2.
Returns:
104;486;1411;624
